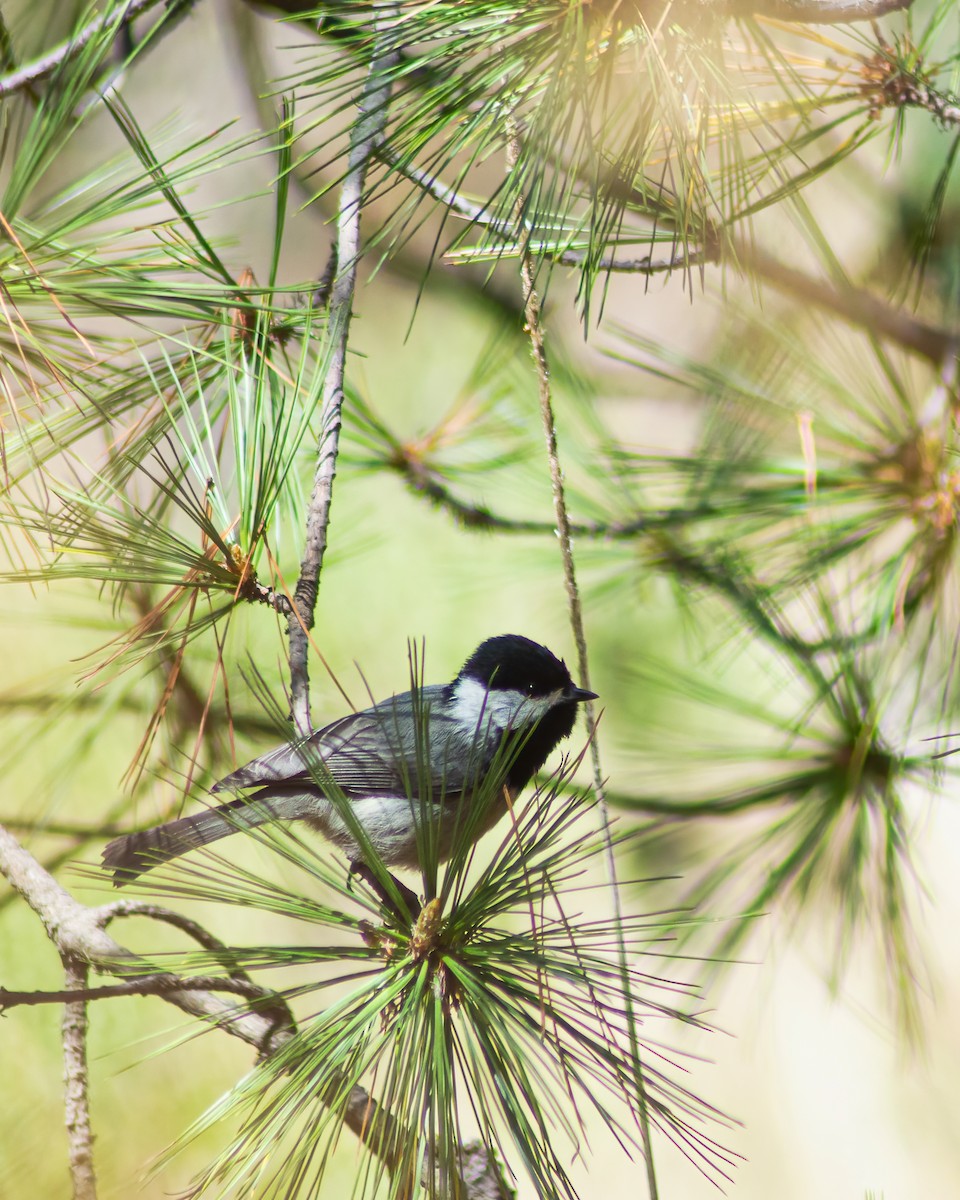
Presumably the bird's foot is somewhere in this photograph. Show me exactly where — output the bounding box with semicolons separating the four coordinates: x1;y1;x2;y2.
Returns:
349;861;421;924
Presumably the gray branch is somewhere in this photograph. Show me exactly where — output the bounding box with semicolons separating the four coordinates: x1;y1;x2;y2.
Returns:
0;825;389;1152
0;824;285;1054
731;0;912;17
738;241;958;366
259;0;915;31
62;956;97;1200
1;974;284;1009
0;823;507;1196
288;5;400;733
0;0;167;98
382;149;710;276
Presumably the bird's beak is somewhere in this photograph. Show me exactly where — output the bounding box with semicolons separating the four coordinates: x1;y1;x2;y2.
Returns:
567;685;598;703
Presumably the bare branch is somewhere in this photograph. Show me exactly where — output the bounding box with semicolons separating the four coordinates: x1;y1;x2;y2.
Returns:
452;1141;514;1200
0;0;167;98
62;956;97;1200
737;241;958;366
731;0;912;17
381;149;712;276
388;440;657;536
288;6;400;734
0;822;287;1052
0;823;504;1194
99;898;254;952
883;78;960;127
2;819;130;838
1;974;284;1010
240;575;294;614
0;825;391;1156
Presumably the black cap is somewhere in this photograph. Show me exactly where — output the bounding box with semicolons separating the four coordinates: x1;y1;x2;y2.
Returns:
460;635;596;702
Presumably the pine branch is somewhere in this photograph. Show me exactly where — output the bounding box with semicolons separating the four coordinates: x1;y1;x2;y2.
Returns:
507;125;661;1200
730;0;912;16
385;146;955;362
0;824;285;1051
0;974;285;1009
258;0;915;33
0;825;511;1196
0;0;171;98
380;147;714;275
288;5;400;733
0;824;419;1176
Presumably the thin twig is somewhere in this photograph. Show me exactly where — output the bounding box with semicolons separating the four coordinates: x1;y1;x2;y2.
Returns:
0;824;408;1167
386;438;737;536
0;824;501;1193
381;147;712;275
61;956;97;1200
737;241;957;366
505;128;660;1200
884;75;960;127
0;0;165;98
98;899;290;1029
288;4;400;733
1;974;283;1009
731;0;911;15
244;576;295;614
2;820;130;838
388;146;957;362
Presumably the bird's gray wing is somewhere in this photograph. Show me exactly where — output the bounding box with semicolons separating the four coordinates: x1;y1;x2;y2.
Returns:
212;686;473;798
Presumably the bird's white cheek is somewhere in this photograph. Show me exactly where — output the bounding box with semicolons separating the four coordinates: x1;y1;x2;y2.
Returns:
449;677;485;726
452;677;563;730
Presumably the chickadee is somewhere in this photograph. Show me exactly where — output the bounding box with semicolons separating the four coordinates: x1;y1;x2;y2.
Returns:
102;635;596;894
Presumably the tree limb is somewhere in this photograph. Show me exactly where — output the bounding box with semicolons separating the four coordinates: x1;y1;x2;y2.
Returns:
0;0;168;98
731;0;912;17
0;824;288;1052
0;823;507;1195
380;147;714;276
0;825;408;1155
288;6;400;733
62;956;97;1200
736;240;958;366
257;0;915;31
386;146;956;364
1;974;285;1009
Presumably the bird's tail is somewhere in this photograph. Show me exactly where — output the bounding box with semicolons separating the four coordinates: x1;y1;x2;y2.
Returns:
102;791;315;887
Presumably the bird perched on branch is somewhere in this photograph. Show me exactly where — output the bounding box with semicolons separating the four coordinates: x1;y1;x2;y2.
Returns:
102;635;596;910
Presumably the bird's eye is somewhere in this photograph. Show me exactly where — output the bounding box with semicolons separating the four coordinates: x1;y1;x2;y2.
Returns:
526;681;536;694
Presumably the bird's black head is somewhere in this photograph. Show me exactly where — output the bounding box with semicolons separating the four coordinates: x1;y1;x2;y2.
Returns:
456;635;597;793
459;634;596;703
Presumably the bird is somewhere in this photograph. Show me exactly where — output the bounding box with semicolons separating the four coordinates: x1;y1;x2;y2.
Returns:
102;635;597;910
